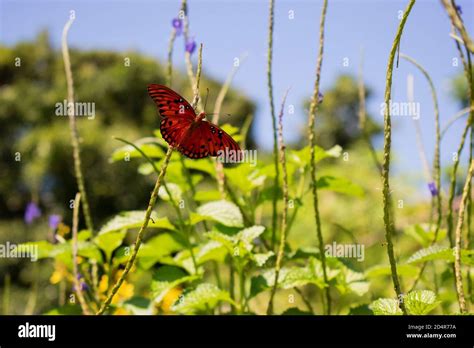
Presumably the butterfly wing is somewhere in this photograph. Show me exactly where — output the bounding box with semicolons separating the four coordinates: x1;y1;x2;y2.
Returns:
178;121;242;160
148;84;195;147
148;84;241;160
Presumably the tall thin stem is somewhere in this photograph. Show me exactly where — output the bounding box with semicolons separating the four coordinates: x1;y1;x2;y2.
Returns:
453;159;474;313
96;147;174;315
306;0;330;315
267;88;290;315
447;26;473;247
380;0;415;315
440;0;474;53
71;192;91;315
61;14;94;233
400;53;442;239
267;0;280;250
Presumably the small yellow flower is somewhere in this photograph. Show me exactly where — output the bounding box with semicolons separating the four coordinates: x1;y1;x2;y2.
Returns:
57;222;71;237
98;273;134;304
161;287;183;313
113;307;131;315
49;261;72;284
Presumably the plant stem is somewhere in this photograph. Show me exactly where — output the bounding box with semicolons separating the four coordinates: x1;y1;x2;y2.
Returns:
400;53;442;239
447;25;474;248
213;54;247;198
113;137;198;273
71;192;91;315
295;287;314;314
306;0;330;315
267;0;280;250
61;14;94;233
96;147;174;315
380;0;415;315
440;0;474;53
441;106;474;139
453;159;474;313
267;88;290;315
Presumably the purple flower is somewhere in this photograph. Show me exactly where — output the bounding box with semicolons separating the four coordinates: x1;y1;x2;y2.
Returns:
455;5;462;15
172;18;183;36
73;274;88;291
185;38;196;55
49;215;61;230
318;92;324;103
24;202;41;224
428;182;438;197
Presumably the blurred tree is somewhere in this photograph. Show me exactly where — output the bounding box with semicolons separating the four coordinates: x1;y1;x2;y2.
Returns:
450;66;473;107
302;74;381;149
0;31;255;225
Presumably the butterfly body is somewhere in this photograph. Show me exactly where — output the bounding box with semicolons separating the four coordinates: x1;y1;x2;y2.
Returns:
148;84;241;160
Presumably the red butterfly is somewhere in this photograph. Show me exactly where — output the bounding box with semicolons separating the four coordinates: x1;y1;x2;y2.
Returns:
148;84;242;160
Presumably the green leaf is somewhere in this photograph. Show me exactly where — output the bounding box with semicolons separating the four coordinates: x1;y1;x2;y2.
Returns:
252;252;274;267
404;290;440;315
194;190;222;202
369;298;403;315
225;166;267;193
158;183;182;202
249;275;269;299
122;297;153;315
205;225;265;261
44;304;82;315
196;200;243;227
98;211;175;235
77;241;103;263
138;233;186;269
262;257;339;290
111;143;164;162
281;307;312;315
288;144;342;167
171;283;234;314
405;224;447;247
407;245;474;266
335;267;369;296
317;175;364;197
151;266;200;304
94;230;126;261
183;158;216;176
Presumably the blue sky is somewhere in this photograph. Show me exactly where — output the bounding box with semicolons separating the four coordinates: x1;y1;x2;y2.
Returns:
1;0;473;196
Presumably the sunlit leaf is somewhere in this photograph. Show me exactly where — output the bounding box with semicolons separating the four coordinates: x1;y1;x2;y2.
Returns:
158;183;182;202
404;290;440;315
98;211;175;235
369;298;403;315
151;266;200;304
407;245;474;266
196;200;243;227
171;283;234;314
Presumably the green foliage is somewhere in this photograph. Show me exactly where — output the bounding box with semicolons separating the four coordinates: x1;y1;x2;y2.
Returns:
171;283;234;314
195;200;244;227
407;245;474;266
370;290;440;315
